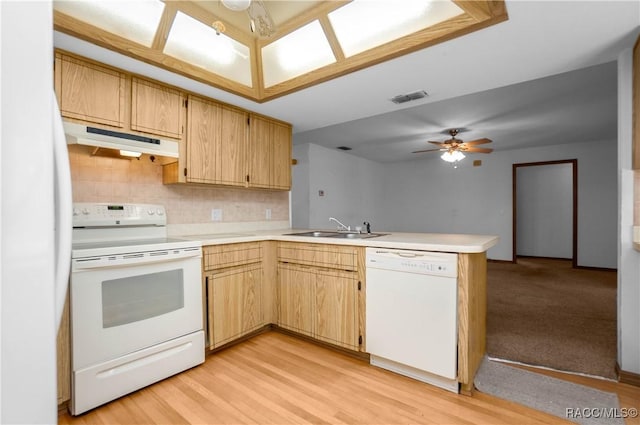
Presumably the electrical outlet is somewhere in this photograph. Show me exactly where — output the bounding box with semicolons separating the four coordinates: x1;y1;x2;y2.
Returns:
211;208;222;221
266;208;272;220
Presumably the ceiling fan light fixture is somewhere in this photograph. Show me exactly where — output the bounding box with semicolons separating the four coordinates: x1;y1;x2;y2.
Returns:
221;0;251;12
441;150;465;163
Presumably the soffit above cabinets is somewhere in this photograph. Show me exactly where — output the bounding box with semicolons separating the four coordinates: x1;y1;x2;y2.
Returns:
53;0;508;103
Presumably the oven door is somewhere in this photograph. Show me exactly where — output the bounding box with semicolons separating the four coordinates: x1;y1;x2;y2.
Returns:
70;247;203;370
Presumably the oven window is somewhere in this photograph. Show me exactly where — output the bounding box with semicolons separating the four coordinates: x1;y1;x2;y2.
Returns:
102;269;184;328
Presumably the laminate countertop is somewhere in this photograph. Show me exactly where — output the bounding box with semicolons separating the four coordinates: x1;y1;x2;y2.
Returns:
174;229;499;253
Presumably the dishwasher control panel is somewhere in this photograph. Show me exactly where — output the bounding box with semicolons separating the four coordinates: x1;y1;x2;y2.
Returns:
365;248;458;278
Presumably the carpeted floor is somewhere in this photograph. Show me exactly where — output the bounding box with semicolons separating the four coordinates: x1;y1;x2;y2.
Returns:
486;257;617;379
474;357;623;425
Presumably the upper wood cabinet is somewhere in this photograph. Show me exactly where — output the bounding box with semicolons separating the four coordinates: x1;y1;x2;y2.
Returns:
55;52;126;128
131;77;185;139
184;95;248;186
54;51;185;141
249;115;292;190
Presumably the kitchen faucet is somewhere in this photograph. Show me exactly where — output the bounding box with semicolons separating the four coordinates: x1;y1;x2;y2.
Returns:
329;217;350;232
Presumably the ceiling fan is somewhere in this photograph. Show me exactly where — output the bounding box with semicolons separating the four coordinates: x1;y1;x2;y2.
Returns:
412;129;493;162
220;0;276;38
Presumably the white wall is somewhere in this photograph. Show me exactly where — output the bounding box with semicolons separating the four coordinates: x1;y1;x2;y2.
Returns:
292;138;617;268
377;141;617;267
617;49;639;375
293;143;383;231
516;163;573;258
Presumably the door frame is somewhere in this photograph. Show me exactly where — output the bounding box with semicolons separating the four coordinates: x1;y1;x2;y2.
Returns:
512;159;578;267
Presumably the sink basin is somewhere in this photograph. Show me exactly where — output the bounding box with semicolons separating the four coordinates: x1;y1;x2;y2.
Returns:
286;231;387;239
286;231;341;237
328;232;388;239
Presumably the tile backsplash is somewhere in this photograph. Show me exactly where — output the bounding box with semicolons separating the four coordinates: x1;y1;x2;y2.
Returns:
69;146;289;227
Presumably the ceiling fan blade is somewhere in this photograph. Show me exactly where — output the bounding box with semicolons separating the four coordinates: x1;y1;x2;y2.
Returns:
464;147;493;153
463;138;492;146
428;141;449;146
412;148;446;154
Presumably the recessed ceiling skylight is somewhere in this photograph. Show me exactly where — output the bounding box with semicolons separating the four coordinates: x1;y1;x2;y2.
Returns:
261;20;336;88
53;0;165;48
53;1;507;101
328;0;464;57
164;12;252;87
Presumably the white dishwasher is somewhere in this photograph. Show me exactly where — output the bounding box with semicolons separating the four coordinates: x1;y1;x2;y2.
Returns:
366;247;458;393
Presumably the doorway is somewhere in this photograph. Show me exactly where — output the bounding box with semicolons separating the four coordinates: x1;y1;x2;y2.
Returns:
512;159;577;267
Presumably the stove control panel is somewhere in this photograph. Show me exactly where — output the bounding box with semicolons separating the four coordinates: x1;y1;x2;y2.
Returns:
72;203;167;227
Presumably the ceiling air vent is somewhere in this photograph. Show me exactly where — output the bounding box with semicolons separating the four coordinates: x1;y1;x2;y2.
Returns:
391;90;428;104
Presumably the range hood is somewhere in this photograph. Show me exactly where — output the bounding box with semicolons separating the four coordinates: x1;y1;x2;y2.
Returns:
64;121;179;158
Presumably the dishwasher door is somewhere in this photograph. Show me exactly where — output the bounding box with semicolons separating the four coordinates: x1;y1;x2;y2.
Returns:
365;248;458;390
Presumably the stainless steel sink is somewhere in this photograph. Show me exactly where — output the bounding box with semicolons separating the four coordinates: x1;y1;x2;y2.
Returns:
328;232;387;239
286;231;387;239
287;231;341;237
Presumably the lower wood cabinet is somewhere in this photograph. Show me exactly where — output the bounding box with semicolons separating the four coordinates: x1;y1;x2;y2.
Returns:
57;293;71;406
277;243;364;352
277;263;314;337
203;243;265;349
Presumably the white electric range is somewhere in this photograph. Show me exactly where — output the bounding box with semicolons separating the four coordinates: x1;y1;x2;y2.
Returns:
69;203;204;415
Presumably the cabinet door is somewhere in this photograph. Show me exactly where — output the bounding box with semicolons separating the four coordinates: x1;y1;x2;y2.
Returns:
131;77;185;139
248;115;292;190
314;269;359;350
248;115;272;188
207;264;263;349
277;263;313;336
54;52;126;128
271;121;292;190
186;95;247;186
218;106;248;186
186;95;220;184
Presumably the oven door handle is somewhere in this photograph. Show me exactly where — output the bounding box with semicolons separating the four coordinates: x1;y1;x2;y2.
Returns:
72;248;201;271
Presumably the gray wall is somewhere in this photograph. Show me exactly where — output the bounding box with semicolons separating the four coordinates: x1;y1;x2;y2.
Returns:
292;143;382;231
516;163;573;259
617;49;639;375
292;139;617;268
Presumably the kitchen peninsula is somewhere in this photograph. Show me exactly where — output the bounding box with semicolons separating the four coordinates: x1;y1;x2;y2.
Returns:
175;229;498;394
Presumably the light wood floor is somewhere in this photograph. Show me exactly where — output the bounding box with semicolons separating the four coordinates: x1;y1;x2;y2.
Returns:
60;331;640;425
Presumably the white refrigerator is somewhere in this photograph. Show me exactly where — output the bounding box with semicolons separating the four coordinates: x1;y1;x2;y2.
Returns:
1;1;72;423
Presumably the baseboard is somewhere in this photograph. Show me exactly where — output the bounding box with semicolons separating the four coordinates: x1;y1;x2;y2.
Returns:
487;259;514;264
272;325;370;362
206;324;272;354
616;362;640;387
517;255;573;261
574;265;617;272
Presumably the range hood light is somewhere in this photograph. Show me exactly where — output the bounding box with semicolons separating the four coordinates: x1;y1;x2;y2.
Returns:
119;150;142;158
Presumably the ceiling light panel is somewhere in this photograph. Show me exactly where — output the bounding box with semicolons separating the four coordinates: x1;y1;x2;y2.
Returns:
53;0;165;48
261;20;336;88
328;0;464;57
164;12;252;87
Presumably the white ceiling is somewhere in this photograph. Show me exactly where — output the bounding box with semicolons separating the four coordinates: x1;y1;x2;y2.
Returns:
54;0;640;163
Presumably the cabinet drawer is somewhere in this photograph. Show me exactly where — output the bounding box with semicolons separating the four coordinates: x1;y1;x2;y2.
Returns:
204;242;262;271
277;242;357;271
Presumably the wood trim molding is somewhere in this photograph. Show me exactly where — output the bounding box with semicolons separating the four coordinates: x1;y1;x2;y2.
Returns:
54;1;508;103
616;362;640;387
512;159;578;267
